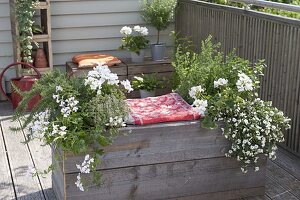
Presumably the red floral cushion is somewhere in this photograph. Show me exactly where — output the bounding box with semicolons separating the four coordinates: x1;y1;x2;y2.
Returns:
126;93;201;125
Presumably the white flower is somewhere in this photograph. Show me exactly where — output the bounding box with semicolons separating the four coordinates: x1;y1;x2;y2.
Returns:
76;154;95;174
214;78;228;88
192;99;208;116
75;173;84;191
121;80;133;93
254;167;259;172
134;76;144;82
133;25;141;32
189;85;204;99
140;27;149;36
28;110;50;139
120;26;132;35
236;73;253;92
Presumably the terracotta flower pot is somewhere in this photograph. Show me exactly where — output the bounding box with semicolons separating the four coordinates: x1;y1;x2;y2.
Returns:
34;48;48;68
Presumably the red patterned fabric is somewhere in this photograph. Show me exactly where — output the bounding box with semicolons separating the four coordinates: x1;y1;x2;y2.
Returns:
126;93;201;125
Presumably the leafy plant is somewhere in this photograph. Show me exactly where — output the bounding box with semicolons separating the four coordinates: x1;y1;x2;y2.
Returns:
173;36;290;172
16;0;36;62
141;0;177;44
132;74;163;91
13;64;134;191
119;25;149;54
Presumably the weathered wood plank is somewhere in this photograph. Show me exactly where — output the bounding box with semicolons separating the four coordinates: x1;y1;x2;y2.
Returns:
1;118;45;199
267;160;300;199
58;121;232;173
0;120;15;199
61;157;266;200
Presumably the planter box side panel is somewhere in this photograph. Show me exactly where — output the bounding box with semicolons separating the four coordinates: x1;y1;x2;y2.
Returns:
63;156;266;200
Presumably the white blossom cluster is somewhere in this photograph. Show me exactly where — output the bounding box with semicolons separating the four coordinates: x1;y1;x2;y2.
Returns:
222;98;290;173
120;26;132;35
84;64;133;94
51;124;67;137
120;25;149;36
121;80;134;93
214;78;228;88
84;64;119;94
26;165;37;177
28;110;50;139
189;85;207;116
133;25;149;36
236;73;253;92
189;85;204;100
105;116;126;127
53;86;79;117
75;154;95;191
193;99;208;116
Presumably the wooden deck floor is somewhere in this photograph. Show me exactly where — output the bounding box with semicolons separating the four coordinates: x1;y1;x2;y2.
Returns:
1;101;300;200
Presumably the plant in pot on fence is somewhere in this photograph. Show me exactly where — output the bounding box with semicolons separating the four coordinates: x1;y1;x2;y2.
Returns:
141;0;177;61
12;64;133;191
173;35;291;172
132;74;163;98
119;25;149;63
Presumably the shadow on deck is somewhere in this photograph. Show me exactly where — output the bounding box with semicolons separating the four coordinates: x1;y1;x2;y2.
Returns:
1;101;300;200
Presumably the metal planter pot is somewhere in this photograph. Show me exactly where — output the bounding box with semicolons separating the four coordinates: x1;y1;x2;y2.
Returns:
151;44;166;61
131;49;145;63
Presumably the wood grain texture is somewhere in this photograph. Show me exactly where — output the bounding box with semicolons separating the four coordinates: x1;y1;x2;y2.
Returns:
176;0;300;157
52;121;267;200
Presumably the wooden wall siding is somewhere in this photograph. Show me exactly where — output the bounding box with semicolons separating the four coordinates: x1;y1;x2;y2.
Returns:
0;0;14;92
176;0;300;156
50;0;174;66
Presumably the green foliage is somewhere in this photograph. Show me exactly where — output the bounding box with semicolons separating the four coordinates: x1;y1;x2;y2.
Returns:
15;0;37;62
173;35;290;172
13;69;129;189
141;0;177;44
132;74;163;91
119;35;149;54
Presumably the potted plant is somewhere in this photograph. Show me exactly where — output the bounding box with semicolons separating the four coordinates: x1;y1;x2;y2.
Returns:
173;36;291;172
141;0;177;61
132;74;163;98
119;25;149;63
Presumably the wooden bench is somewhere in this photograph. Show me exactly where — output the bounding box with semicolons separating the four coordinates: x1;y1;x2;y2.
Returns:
66;58;174;98
52;121;266;200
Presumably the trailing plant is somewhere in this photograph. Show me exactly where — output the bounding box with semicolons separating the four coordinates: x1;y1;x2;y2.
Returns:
141;0;177;44
15;0;37;63
173;36;291;172
132;74;163;92
119;25;149;54
13;64;134;191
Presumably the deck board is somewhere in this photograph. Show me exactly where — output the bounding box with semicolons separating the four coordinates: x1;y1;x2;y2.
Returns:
0;101;299;200
0;121;16;199
0;118;45;200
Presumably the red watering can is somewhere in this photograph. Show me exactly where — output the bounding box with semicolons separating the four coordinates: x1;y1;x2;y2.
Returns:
0;62;41;110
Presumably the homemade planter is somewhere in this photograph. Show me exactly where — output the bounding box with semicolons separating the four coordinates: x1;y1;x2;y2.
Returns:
52;121;266;200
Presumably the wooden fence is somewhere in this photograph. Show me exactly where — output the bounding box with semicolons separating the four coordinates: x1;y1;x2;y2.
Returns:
176;0;300;156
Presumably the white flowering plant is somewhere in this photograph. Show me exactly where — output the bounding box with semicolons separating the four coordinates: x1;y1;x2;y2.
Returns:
173;36;290;172
13;63;133;191
119;25;150;55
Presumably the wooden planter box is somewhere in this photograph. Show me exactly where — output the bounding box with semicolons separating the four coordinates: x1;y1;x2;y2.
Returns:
52;121;266;200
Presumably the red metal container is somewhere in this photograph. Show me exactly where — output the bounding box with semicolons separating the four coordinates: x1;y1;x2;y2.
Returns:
0;62;41;110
